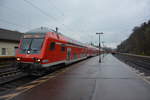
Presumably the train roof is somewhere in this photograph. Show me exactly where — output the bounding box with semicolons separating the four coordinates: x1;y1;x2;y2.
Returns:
25;27;98;49
61;34;87;47
26;27;55;34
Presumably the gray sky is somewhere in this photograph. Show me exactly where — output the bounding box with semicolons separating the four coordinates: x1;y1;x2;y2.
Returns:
0;0;150;48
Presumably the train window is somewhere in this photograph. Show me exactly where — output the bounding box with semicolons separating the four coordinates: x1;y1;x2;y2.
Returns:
50;42;55;50
61;44;65;52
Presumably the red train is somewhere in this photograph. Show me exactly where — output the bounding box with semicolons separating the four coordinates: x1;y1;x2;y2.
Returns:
16;27;99;75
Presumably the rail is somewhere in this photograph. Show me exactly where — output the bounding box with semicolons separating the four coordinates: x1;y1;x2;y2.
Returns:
0;68;26;84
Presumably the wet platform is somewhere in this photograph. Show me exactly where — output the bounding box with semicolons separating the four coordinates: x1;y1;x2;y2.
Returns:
4;54;150;100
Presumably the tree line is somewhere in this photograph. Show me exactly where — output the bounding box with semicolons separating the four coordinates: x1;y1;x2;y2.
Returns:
117;20;150;56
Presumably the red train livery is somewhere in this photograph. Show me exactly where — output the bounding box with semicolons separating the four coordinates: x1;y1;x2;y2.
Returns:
16;27;99;75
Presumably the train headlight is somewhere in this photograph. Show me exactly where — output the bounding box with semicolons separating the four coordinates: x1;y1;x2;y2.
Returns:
37;59;41;62
17;58;20;61
33;57;41;62
35;59;41;62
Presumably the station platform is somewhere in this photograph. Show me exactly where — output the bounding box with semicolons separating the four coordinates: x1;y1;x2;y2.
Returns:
2;54;150;100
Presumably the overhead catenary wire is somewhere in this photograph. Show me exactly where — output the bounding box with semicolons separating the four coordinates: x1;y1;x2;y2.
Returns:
0;3;42;31
50;2;89;34
23;0;74;32
0;18;29;30
0;4;24;17
23;0;57;21
0;0;72;33
47;0;65;17
0;0;89;41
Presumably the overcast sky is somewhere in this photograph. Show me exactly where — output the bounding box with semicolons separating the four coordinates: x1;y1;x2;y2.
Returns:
0;0;150;48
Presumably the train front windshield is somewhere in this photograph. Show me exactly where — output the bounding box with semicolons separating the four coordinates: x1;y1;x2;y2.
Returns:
20;38;44;54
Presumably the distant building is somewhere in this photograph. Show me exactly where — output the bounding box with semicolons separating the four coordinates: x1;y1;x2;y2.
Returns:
0;28;23;56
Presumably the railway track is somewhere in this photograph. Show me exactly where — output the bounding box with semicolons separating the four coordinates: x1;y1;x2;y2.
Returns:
0;69;21;78
113;53;150;76
0;58;28;85
0;75;37;93
0;68;37;93
0;64;67;93
0;68;27;85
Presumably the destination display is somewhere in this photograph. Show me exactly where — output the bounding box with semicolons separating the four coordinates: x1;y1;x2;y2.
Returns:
23;34;45;38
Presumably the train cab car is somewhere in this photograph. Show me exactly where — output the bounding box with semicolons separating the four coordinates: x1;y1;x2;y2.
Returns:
16;27;99;75
16;27;51;75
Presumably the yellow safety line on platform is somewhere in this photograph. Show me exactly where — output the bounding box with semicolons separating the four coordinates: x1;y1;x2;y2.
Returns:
0;92;20;100
16;84;36;91
0;67;71;100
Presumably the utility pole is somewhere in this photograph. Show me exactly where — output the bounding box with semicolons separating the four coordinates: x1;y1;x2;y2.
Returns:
96;32;104;63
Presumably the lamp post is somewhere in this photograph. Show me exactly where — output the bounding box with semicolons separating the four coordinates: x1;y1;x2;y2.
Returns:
96;32;104;63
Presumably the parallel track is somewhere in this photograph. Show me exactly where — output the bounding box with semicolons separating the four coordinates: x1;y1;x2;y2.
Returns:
0;69;20;77
113;53;150;75
0;68;34;93
0;68;27;85
0;64;65;93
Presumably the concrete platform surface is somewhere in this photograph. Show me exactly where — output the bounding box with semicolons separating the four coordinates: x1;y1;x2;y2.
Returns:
6;54;150;100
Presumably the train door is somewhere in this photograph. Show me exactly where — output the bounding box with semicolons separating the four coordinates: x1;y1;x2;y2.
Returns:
67;48;71;61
